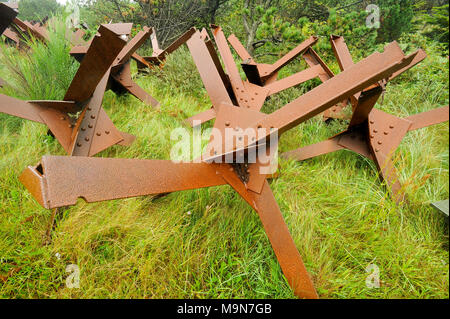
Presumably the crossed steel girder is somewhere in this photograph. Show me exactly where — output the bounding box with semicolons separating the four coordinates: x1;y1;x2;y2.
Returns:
227;31;353;121
185;26;271;127
186;25;352;127
282;101;449;203
0;24;136;157
281;37;446;203
1;3;76;49
70;25;160;108
135;27;196;71
0;2;16;89
19;33;416;299
228;32;318;86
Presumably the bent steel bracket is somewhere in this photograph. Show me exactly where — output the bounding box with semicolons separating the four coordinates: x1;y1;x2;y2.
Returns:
70;25;160;108
20;39;414;300
0;24;136;157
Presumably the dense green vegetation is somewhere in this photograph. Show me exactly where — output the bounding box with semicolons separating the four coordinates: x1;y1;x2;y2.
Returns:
0;0;448;299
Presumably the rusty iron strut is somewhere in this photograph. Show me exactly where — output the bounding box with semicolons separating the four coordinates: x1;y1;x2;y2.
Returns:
20;27;418;298
0;24;137;157
0;2;19;49
135;27;197;71
2;24;141;243
70;24;160;108
0;3;17;88
282;36;446;204
1;2;86;49
186;26;353;126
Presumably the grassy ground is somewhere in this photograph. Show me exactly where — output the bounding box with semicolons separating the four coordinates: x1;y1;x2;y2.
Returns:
0;33;448;298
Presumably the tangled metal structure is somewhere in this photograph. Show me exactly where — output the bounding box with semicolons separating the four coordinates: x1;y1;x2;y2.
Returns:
1;4;449;298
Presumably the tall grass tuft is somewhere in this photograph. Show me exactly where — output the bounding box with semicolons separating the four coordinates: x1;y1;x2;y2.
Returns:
0;16;78;100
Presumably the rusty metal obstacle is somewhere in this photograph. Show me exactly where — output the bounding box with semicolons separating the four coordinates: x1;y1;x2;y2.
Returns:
282;35;448;204
1;24;140;242
70;24;160;107
1;3;83;49
0;24;136;157
186;26;356;126
18;22;427;298
135;27;196;71
0;3;17;36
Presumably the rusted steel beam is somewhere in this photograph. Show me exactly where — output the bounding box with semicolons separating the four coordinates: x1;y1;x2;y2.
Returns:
136;27;196;68
282;76;448;202
70;26;160;108
188;26;351;126
20;39;417;299
185;26;272;126
230;34;318;85
104;23;132;36
19;154;318;299
203;42;418;163
11;17;48;42
0;2;17;35
229;32;325;93
2;27;20;48
0;24;136;157
67;28;86;46
65;25;127;104
0;2;19;49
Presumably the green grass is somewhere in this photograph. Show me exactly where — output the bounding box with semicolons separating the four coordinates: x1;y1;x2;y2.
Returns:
0;29;448;299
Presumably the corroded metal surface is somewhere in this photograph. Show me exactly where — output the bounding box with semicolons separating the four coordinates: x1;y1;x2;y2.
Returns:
187;25;361;126
185;26;271;126
232;34;318;86
65;24;126;103
19;37;418;299
71;25;160;108
282;42;448;203
138;27;196;67
0;2;17;35
0;24;135;157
